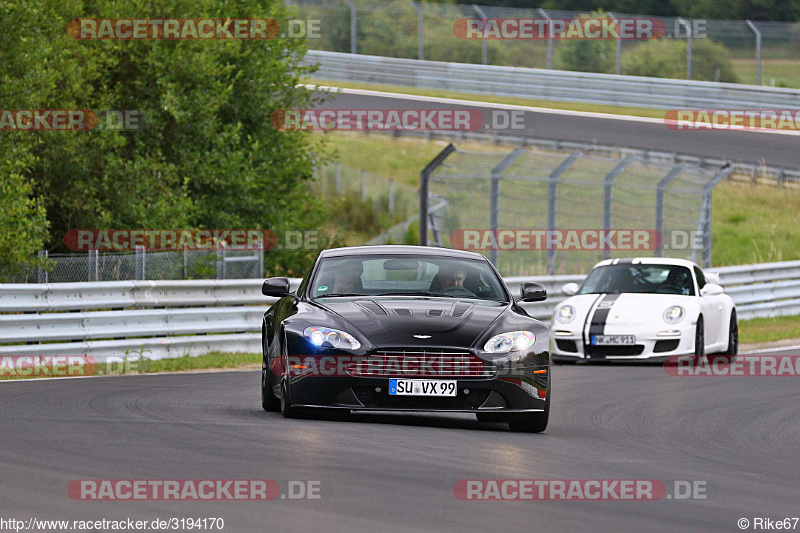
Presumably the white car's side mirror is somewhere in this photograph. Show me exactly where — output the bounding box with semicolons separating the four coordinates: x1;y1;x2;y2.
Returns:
704;272;721;285
562;283;579;296
701;283;724;296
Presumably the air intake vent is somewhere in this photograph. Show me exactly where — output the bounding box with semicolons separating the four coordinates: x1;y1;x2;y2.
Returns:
394;308;412;316
426;309;443;317
451;302;473;318
355;300;388;315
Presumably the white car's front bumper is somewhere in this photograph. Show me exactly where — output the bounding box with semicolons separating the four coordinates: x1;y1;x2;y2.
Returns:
550;323;696;361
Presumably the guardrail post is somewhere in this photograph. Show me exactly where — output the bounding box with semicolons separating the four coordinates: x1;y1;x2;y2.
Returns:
472;5;488;65
135;245;146;280
655;166;684;257
342;0;357;54
216;242;225;280
389;178;395;213
183;245;189;278
547;151;582;273
420;143;457;246
410;1;423;60
37;250;48;283
538;8;553;69
746;20;762;85
677;18;692;80
602;157;635;259
489;149;526;267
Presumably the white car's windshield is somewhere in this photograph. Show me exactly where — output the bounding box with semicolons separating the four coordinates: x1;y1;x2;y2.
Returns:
579;264;695;296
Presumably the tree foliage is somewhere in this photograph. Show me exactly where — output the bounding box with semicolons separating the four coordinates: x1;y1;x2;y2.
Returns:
622;38;739;82
1;0;329;275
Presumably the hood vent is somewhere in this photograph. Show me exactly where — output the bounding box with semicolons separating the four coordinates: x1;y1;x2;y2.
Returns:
355;300;388;315
426;309;444;317
451;302;474;318
393;308;413;316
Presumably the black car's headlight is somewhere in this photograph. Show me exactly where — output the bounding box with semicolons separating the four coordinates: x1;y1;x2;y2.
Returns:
482;331;536;353
303;326;362;350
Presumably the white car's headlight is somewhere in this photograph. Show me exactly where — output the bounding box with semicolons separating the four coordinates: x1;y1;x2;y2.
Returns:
303;326;361;350
483;331;536;353
556;305;576;323
663;306;685;324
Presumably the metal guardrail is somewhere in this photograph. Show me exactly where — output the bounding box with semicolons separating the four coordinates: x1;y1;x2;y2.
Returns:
0;261;797;359
305;50;800;110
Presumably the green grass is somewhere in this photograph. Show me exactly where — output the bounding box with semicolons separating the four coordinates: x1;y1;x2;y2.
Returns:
739;315;800;344
0;352;260;381
731;58;800;88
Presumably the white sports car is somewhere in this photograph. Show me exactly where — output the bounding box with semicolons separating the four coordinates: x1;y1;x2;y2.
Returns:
550;258;738;363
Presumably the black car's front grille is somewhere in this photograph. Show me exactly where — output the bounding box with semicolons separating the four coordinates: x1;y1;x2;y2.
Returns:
346;349;497;379
585;345;645;357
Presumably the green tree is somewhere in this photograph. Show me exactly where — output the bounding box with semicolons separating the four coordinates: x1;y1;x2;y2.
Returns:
555;11;616;73
0;0;329;276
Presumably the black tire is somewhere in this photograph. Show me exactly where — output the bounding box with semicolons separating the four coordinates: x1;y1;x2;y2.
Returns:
261;366;280;411
280;380;304;419
693;316;705;365
711;312;738;364
507;384;550;433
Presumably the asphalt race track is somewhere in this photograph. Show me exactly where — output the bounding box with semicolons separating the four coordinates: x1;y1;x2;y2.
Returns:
313;90;800;168
3;352;798;533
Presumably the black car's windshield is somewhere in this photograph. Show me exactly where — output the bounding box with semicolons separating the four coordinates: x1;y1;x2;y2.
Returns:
579;264;695;296
310;255;508;302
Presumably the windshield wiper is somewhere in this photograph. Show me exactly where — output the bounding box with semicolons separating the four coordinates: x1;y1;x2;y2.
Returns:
373;291;435;296
316;293;363;298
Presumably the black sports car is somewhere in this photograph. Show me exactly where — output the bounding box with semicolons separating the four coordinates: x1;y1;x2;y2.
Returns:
260;245;551;432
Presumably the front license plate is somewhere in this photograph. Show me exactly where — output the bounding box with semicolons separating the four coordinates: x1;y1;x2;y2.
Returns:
389;379;457;396
591;335;635;345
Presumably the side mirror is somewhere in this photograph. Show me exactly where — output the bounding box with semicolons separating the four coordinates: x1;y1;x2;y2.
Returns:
562;283;579;296
704;272;721;285
262;277;292;298
519;282;547;302
700;283;724;296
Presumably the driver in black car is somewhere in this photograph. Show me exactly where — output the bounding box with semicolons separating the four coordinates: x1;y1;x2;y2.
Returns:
442;267;466;290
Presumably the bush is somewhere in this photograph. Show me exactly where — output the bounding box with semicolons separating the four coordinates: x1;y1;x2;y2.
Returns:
555;11;616;74
622;39;739;82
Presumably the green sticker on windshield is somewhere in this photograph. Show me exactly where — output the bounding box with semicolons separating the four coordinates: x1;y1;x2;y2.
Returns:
318;285;328;291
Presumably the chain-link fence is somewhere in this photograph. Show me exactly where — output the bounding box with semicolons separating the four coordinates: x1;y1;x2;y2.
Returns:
289;0;800;86
420;143;731;276
3;248;265;284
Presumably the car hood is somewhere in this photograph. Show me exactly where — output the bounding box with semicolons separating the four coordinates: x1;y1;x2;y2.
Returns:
314;297;508;349
562;293;692;327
